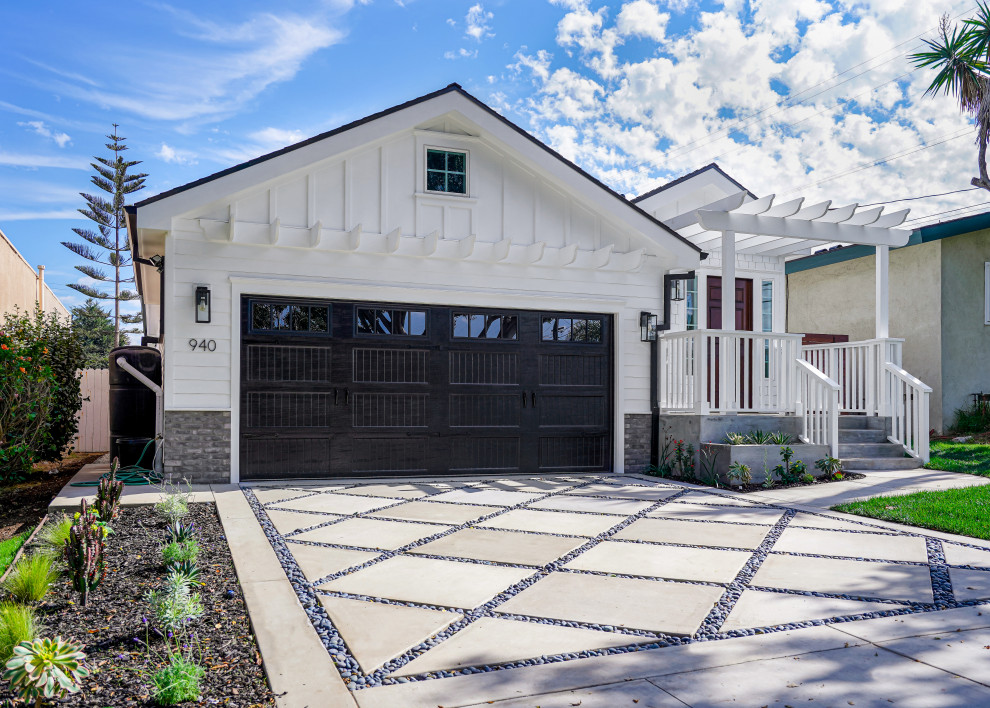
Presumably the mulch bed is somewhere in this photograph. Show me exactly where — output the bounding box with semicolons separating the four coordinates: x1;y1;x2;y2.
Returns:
0;451;105;542
645;472;866;494
0;504;276;707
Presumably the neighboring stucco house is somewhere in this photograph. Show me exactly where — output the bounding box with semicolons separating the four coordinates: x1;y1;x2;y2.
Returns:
787;210;990;433
0;226;69;319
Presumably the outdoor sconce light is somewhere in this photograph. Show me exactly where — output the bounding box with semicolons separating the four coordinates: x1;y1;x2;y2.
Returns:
670;278;686;301
640;311;658;342
195;286;211;324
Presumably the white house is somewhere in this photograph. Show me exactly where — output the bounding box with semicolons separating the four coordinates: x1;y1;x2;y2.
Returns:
128;85;929;484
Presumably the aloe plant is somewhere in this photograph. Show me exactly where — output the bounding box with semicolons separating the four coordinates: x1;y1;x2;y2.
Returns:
3;636;90;707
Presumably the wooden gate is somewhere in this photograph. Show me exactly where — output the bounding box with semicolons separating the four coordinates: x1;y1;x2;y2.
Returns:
74;368;110;452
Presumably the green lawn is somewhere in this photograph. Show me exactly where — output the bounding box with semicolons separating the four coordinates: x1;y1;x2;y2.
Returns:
0;528;33;576
924;441;990;475
832;485;990;540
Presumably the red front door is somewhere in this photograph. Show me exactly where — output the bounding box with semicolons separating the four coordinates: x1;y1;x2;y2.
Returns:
706;277;754;409
706;276;754;331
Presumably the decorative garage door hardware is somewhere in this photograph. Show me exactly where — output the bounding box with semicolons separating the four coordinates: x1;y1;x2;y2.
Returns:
243;475;990;691
240;298;614;481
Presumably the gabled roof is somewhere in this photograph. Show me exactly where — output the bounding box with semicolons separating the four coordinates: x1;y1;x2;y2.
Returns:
632;163;755;204
132;83;702;255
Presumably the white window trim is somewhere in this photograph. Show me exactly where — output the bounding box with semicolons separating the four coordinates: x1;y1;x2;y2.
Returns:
985;262;990;325
424;145;470;197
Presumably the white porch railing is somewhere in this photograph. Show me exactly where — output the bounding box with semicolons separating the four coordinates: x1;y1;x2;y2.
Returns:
801;338;903;415
883;362;932;461
658;330;804;414
795;359;840;458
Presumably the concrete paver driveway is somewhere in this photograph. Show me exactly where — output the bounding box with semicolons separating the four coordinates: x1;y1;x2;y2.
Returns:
240;474;990;706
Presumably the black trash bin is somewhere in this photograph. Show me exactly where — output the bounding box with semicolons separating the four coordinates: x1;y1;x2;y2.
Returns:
108;346;162;462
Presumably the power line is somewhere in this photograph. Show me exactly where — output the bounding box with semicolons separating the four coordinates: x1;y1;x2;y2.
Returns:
861;187;980;207
905;199;990;226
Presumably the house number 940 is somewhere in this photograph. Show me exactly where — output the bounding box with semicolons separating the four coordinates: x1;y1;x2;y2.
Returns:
189;338;217;352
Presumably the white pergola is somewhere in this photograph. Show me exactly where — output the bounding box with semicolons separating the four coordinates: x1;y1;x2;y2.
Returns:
669;192;911;339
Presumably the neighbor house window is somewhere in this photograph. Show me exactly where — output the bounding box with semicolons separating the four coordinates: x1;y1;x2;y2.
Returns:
357;308;426;336
426;149;467;194
452;312;517;339
251;301;330;334
542;316;603;343
685;277;698;330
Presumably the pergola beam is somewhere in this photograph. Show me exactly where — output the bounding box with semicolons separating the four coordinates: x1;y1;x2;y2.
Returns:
697;210;911;248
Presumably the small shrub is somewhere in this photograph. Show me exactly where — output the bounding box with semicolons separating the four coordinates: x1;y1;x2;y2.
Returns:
0;603;40;664
151;650;205;705
167;564;202;587
3;636;90;704
698;446;721;487
776;446;798;484
761;472;776;489
950;400;990;434
673;440;695;479
724;432;746;445
36;514;73;560
1;554;60;604
146;573;204;633
800;473;815;484
94;459;124;522
815;456;842;477
155;486;191;523
727;461;752;486
64;500;107;606
163;522;197;545
162;540;200;570
792;460;808;478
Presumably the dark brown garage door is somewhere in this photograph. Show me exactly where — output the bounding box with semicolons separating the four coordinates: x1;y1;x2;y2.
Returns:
239;296;613;480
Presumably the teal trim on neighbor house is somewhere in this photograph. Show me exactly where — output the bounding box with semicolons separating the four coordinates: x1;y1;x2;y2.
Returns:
785;210;990;274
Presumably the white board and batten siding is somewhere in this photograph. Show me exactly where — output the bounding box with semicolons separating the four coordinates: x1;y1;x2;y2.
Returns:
74;368;110;453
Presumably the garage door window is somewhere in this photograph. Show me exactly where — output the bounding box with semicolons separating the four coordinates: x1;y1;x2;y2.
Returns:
356;308;427;336
251;301;330;335
452;313;518;339
542;316;603;343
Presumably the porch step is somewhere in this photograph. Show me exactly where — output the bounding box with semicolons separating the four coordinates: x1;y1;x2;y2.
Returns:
838;429;888;443
838;415;889;430
840;456;925;471
838;442;905;458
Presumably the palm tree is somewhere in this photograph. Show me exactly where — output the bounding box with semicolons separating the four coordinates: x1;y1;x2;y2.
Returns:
912;5;990;191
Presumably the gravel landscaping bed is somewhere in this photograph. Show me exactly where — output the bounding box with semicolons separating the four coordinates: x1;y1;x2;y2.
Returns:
0;504;275;707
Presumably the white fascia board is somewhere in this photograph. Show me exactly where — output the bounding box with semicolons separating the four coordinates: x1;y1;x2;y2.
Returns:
697;210;911;248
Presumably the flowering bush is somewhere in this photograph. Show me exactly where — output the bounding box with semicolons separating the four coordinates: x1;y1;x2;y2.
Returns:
0;326;55;483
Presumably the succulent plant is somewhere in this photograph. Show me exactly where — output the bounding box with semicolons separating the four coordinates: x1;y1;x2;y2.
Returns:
164;521;197;545
3;636;89;707
94;459;124;521
64;500;106;606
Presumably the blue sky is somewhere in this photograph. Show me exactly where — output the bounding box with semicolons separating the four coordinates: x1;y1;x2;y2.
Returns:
0;0;981;318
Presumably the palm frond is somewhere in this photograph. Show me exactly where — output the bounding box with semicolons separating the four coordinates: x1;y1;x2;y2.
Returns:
963;1;990;61
911;17;986;111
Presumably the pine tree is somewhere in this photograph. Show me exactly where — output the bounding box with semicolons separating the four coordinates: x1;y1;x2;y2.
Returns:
71;298;116;368
62;125;148;347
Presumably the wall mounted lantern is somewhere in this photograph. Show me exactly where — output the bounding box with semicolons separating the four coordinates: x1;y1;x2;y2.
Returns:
640;311;658;342
670;278;686;301
195;286;211;324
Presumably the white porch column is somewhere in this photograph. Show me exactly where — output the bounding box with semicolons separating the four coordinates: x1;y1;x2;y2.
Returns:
875;244;889;339
721;230;735;330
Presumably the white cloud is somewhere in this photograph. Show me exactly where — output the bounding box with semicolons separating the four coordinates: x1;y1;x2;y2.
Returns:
0;150;88;170
0;209;80;220
445;48;479;60
502;0;981;224
249;127;305;150
465;4;494;42
18;121;71;147
616;0;669;41
44;8;346;125
156;143;197;165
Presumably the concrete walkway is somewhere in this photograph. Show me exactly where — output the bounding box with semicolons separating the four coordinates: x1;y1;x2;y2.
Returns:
223;469;990;707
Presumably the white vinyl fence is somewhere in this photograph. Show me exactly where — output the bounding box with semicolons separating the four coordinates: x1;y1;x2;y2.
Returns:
74;368;110;452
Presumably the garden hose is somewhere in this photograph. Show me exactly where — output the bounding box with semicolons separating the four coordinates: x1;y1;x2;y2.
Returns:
70;436;165;487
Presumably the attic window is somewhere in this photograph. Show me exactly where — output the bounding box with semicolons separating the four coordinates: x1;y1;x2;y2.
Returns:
426;149;467;194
